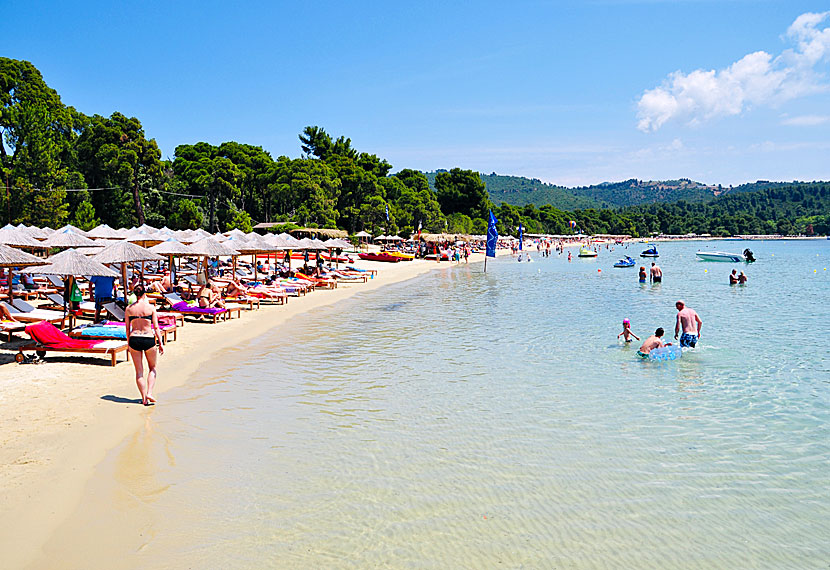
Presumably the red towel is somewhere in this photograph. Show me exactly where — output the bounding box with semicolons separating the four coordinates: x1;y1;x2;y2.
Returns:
25;321;101;349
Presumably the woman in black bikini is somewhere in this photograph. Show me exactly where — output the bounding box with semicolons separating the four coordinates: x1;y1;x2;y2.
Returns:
125;285;164;406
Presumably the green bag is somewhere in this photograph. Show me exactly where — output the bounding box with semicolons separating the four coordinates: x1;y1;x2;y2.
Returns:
69;281;83;303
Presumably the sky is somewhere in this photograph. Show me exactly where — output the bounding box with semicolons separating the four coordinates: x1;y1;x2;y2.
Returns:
5;0;830;186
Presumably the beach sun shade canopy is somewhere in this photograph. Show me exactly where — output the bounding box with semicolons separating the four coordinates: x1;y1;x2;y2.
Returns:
149;239;194;256
236;235;278;253
187;237;240;257
278;233;304;249
55;224;89;236
92;240;165;264
262;233;293;250
0;243;47;267
323;238;352;249
20;248;119;277
353;231;371;238
0;226;44;248
42;228;96;248
124;229;161;243
86;224;123;239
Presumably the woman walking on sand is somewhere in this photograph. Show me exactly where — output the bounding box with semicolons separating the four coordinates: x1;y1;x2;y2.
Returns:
125;285;164;406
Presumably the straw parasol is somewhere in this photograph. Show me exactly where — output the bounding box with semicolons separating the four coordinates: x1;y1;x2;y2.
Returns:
0;243;47;302
42;228;96;248
150;238;194;285
22;248;119;277
94;240;165;295
0;226;44;248
188;237;240;257
86;223;123;239
188;237;240;282
55;224;89;236
21;248;119;316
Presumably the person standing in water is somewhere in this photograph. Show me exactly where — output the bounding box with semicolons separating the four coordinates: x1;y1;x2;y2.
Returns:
738;271;747;284
639;266;647;283
617;319;640;343
729;269;738;284
674;299;702;348
650;262;662;283
125;285;164;406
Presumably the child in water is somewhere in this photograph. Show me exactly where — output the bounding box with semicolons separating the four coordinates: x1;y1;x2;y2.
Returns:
639;267;647;283
617;318;640;343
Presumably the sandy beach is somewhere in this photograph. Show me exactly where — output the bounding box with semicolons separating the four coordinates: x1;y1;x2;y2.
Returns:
0;255;490;568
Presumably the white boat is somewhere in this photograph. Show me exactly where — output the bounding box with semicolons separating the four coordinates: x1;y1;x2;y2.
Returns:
695;251;744;262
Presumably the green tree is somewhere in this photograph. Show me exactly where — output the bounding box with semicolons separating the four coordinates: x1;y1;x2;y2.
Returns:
435;168;490;219
168;199;204;230
71;198;100;231
75;112;164;227
173;143;241;231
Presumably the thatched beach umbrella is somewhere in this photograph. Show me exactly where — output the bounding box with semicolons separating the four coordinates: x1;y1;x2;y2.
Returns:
0;226;44;249
55;224;89;236
42;228;96;248
188;237;239;282
0;243;47;302
93;240;165;296
22;248;119;277
235;234;280;277
21;249;119;315
86;223;123;240
149;238;193;285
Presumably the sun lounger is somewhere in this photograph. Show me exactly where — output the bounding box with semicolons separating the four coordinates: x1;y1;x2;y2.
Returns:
16;321;128;366
1;320;27;342
69;318;178;343
161;293;234;324
1;300;68;328
103;302;184;328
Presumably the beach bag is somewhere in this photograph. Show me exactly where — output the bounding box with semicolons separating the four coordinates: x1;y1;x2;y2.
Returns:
70;281;83;303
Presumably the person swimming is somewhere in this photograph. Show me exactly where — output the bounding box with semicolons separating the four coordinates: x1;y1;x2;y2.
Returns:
638;327;670;358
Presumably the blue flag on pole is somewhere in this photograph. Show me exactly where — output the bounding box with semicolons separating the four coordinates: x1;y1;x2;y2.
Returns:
518;223;523;251
486;210;498;258
385;204;390;221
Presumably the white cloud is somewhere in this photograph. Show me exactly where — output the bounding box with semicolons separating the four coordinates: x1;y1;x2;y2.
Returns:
637;11;830;132
780;114;830;126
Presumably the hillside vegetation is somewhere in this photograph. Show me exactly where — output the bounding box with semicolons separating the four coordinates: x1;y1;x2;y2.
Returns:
2;57;827;239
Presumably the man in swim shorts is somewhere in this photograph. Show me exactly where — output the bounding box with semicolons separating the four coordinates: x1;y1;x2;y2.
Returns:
638;327;669;357
650;262;662;283
674;300;702;348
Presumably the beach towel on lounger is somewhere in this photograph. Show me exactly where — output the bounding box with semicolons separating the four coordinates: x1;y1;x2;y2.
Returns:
25;321;105;349
171;301;225;314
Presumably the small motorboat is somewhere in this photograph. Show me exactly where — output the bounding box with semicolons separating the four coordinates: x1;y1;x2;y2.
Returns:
358;252;402;263
613;256;635;268
695;250;746;262
640;246;659;257
578;247;597;258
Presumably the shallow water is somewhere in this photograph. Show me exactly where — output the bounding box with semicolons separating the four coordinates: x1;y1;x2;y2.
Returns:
66;240;830;568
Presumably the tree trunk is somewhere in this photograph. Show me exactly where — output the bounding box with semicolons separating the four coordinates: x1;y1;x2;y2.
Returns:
132;174;145;225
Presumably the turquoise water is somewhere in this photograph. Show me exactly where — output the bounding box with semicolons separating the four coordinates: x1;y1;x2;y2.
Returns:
83;240;830;568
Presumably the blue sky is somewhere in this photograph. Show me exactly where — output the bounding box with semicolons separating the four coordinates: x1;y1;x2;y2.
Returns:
6;0;830;186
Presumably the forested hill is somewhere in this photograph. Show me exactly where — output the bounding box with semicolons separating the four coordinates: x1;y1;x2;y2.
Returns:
424;172;721;209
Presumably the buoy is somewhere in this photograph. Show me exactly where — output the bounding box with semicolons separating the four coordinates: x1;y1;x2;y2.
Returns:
704;269;708;273
598;268;601;273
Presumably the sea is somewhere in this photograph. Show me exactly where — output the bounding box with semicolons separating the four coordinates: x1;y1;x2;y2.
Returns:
47;239;830;569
